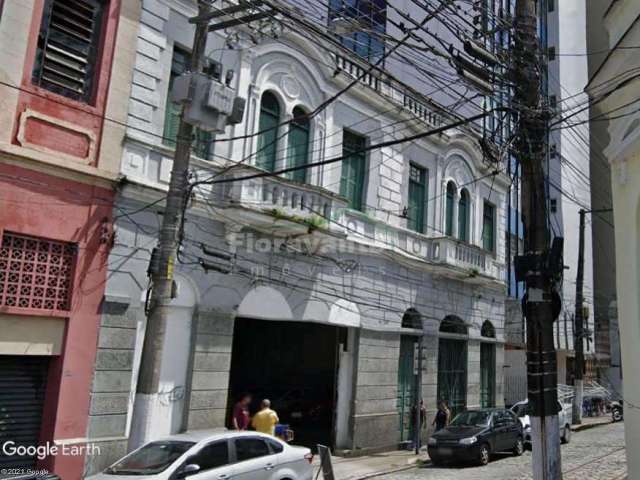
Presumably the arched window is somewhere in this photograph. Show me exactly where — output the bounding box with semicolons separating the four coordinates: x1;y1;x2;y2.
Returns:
480;320;496;407
445;181;456;236
402;308;422;329
288;106;310;183
458;189;469;242
256;92;280;172
438;315;468;416
439;315;468;335
481;320;496;338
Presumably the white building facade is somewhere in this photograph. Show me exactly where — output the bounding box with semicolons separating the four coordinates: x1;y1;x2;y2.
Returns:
84;0;510;473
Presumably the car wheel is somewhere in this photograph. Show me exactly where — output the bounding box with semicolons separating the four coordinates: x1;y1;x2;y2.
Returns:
613;410;623;422
478;444;491;466
430;457;443;467
561;425;571;444
513;437;524;456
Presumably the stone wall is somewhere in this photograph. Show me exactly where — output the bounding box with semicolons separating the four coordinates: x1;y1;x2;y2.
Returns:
186;312;235;430
85;296;140;476
352;330;401;451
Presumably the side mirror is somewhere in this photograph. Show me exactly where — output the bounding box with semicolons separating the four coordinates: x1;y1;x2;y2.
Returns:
177;464;201;478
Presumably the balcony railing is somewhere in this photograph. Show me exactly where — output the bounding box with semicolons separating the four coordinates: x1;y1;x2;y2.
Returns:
341;211;505;282
430;236;505;281
217;169;348;233
333;53;445;128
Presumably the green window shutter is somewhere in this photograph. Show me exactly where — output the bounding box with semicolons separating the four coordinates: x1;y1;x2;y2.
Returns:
287;108;310;183
482;201;495;252
340;131;366;211
480;343;496;408
445;182;455;236
193;128;212;160
458;190;469;242
256;92;280;172
408;164;426;233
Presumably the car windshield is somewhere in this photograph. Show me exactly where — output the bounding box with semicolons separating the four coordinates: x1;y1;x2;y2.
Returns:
450;411;492;427
105;441;195;475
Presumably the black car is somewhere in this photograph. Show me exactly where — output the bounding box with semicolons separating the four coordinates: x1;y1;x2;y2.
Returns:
427;408;524;466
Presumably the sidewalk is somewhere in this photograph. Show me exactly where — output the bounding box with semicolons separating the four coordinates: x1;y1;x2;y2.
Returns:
312;449;428;480
570;415;613;432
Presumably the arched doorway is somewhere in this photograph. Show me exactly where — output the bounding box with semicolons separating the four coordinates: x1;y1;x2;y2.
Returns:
437;315;468;417
397;309;421;442
480;320;497;407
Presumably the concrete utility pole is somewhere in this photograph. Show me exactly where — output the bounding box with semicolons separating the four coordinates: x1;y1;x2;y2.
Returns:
130;0;212;448
572;209;586;425
513;0;563;478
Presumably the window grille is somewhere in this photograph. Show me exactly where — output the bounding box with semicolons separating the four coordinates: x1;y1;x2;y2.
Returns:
0;232;76;311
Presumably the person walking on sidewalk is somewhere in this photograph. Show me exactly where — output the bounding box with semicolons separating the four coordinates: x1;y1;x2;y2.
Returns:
252;399;280;435
232;393;252;431
432;400;450;432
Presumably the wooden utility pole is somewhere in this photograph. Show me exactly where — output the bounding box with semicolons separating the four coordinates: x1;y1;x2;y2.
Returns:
572;209;586;425
513;0;563;478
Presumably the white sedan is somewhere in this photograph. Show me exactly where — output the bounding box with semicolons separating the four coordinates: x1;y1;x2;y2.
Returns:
87;431;313;480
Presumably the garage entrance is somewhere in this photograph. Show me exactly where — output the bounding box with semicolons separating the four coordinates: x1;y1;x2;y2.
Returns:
0;355;49;470
228;318;345;449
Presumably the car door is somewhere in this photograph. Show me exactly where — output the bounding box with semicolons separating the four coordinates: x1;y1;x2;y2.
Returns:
231;437;279;480
491;411;508;451
505;411;521;447
174;440;234;480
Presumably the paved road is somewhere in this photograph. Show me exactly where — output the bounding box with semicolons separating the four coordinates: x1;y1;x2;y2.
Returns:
384;422;627;480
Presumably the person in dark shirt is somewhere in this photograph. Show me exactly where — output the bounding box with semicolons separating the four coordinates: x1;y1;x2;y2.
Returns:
232;393;252;431
432;400;451;431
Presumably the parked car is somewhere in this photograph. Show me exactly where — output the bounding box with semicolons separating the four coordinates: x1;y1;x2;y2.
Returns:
86;431;313;480
510;399;572;446
427;408;524;466
611;401;624;422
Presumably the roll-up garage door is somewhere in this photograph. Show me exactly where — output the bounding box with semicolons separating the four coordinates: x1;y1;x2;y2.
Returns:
0;356;49;470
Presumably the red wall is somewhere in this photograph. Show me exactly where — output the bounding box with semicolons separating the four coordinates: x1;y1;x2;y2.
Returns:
0;162;114;479
2;1;122;477
13;0;122;166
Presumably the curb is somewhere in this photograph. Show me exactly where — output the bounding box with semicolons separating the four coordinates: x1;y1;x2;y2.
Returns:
348;463;422;480
570;420;613;432
344;457;430;480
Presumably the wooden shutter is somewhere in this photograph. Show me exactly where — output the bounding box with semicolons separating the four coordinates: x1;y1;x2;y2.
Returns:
287;110;310;183
482;201;495;252
32;0;104;102
340;131;366;211
408;164;426;233
256;92;280;172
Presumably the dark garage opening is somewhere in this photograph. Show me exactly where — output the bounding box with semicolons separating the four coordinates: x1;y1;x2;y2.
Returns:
228;318;344;449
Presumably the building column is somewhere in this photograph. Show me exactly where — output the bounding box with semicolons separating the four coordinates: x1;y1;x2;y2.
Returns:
467;339;481;408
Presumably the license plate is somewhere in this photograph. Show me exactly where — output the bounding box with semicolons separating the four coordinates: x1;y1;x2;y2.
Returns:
439;448;453;456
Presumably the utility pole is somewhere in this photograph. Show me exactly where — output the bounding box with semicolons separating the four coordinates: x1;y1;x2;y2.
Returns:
513;0;563;478
130;0;254;447
572;209;586;425
130;0;211;448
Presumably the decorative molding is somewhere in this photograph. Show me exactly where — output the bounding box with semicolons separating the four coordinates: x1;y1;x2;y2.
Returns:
281;74;301;100
16;109;97;165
